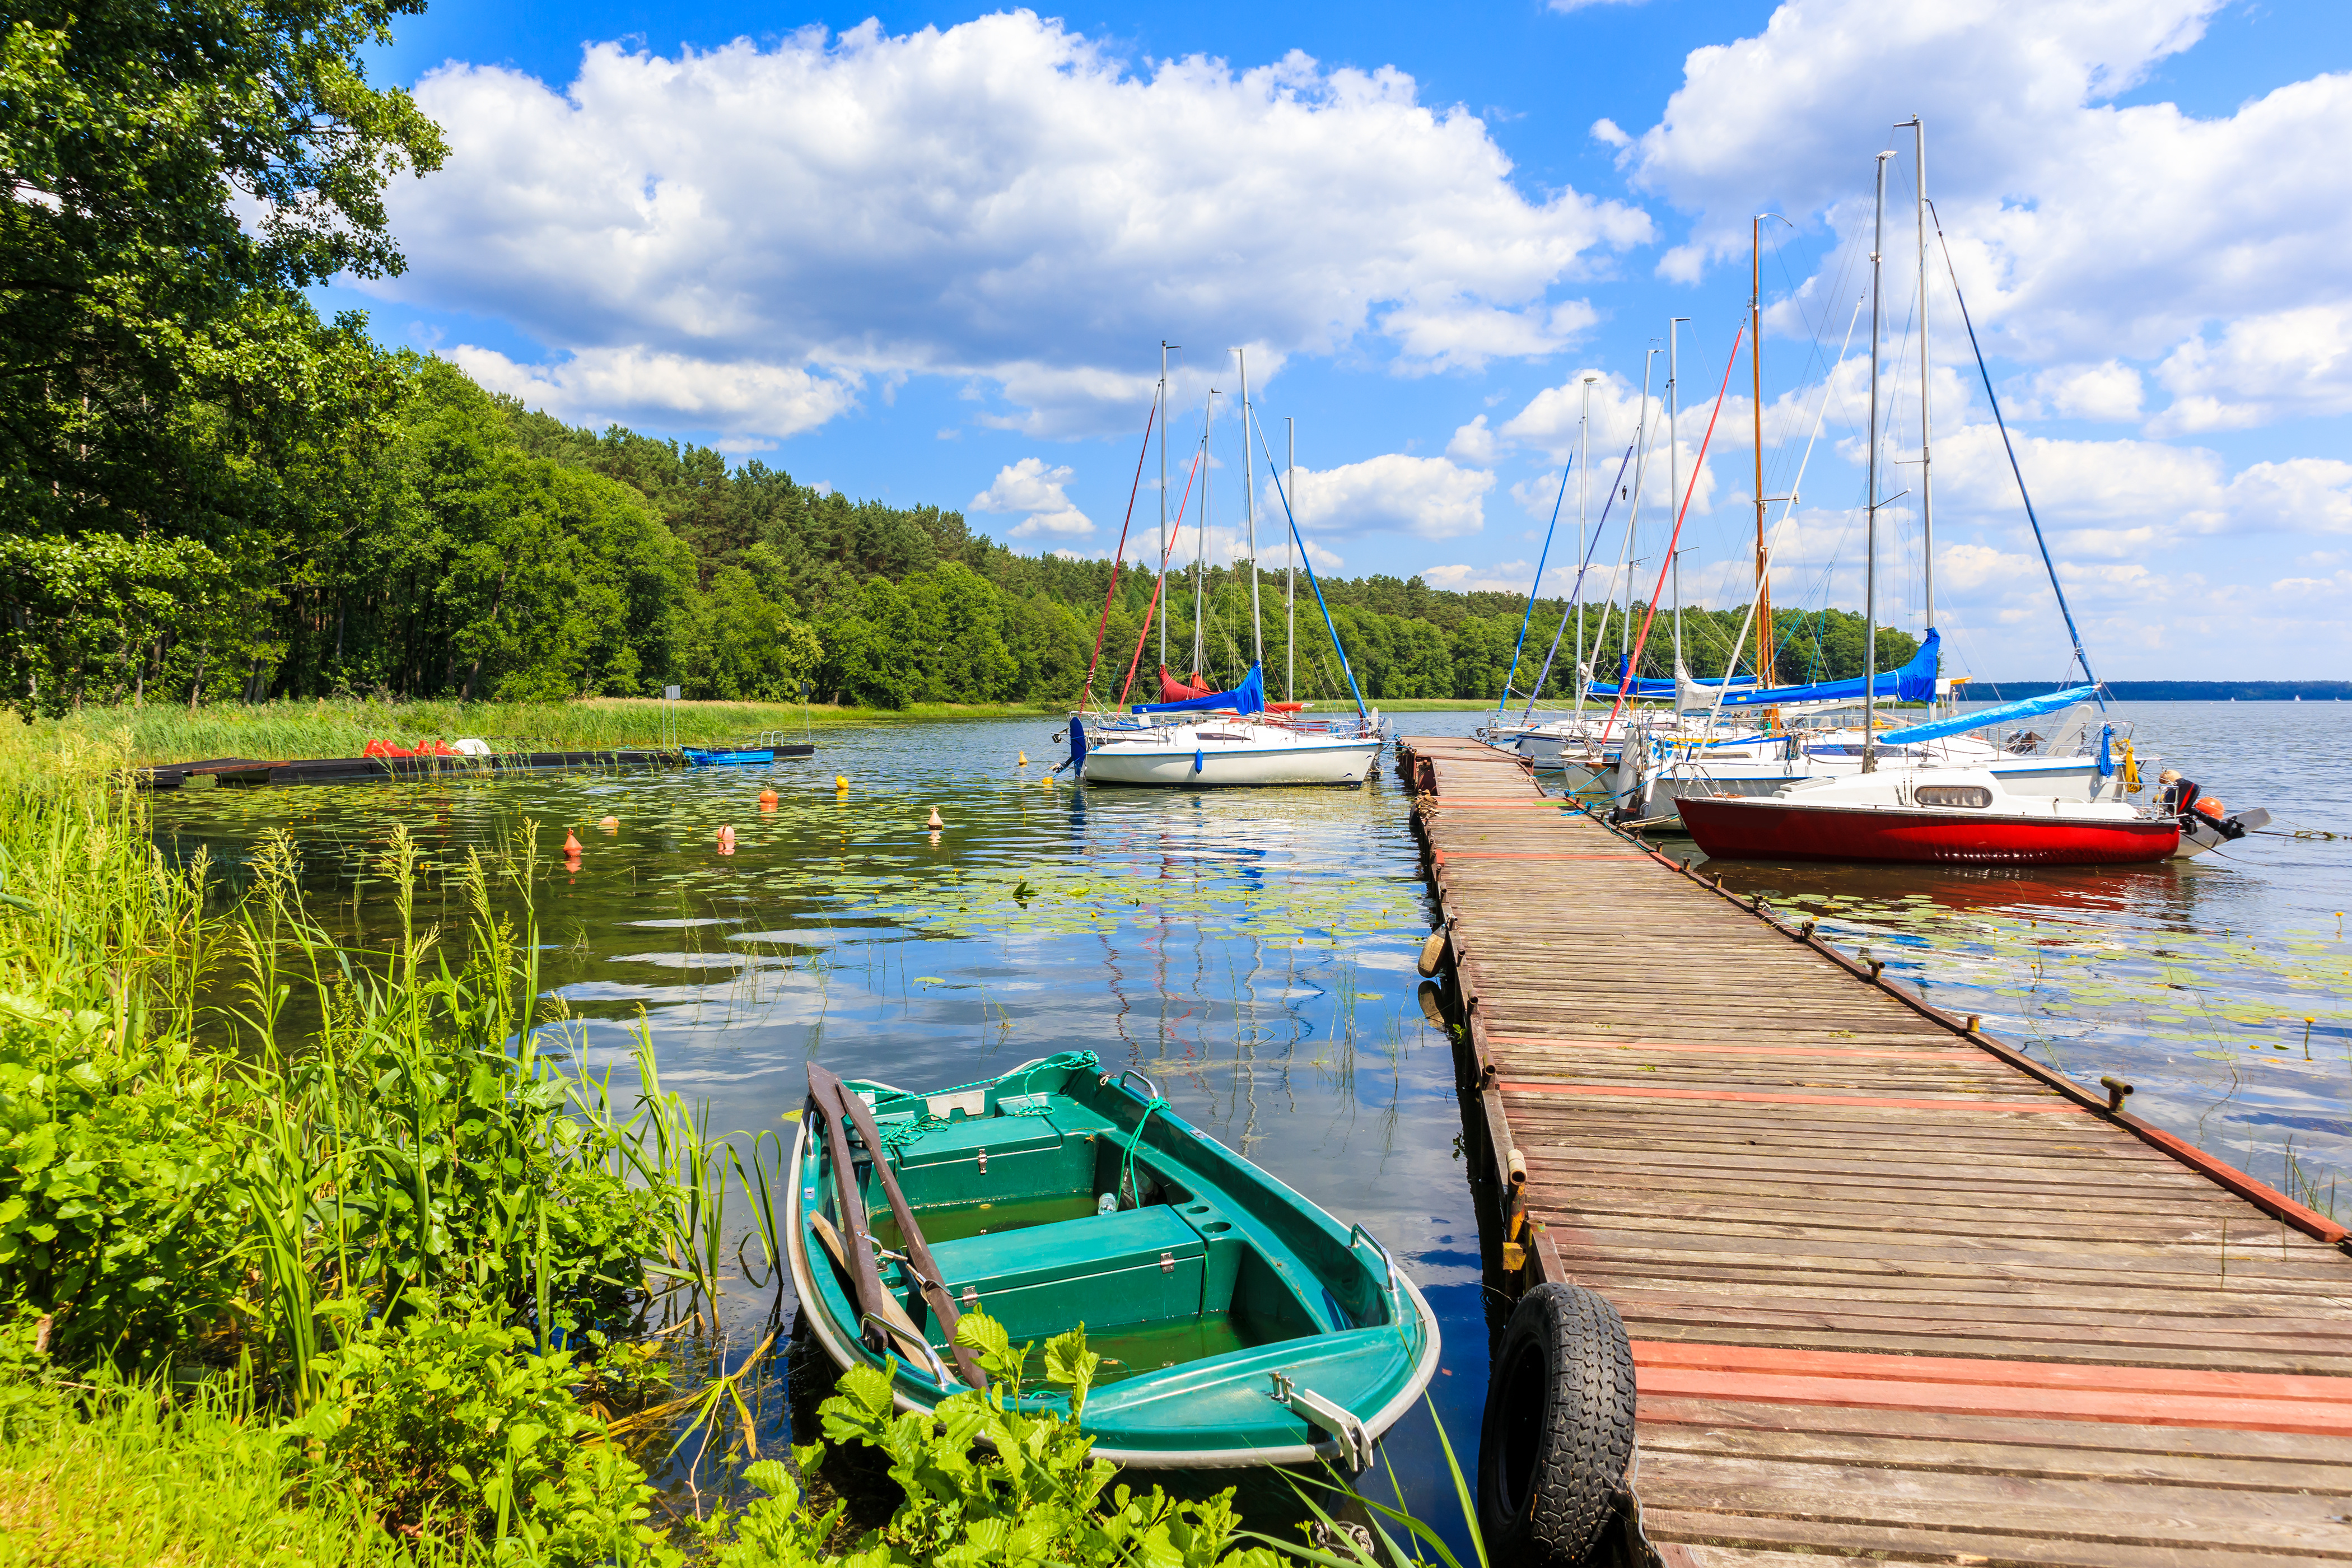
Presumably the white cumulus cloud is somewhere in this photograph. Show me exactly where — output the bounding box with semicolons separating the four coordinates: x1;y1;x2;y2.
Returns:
447;346;858;439
970;457;1094;539
379;12;1651;440
2023;361;2145;423
1276;454;1494;540
1622;0;2352;427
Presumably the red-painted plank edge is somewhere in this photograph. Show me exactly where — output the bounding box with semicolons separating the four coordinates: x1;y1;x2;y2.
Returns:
1631;1341;2352;1404
1486;1035;1986;1061
2116;1115;2350;1245
1499;1081;2075;1113
1633;1369;2352;1436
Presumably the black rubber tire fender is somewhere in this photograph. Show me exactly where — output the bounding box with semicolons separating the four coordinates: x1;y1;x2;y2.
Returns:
1476;1282;1636;1567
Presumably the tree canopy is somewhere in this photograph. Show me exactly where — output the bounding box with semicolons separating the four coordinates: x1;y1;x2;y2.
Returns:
0;1;1921;716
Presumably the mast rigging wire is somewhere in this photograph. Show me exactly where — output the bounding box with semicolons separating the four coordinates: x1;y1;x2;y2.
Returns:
1498;455;1575;712
1522;441;1637;720
1080;398;1160;709
1929;199;2103;704
1700;287;1870;731
1602;324;1746;745
1254;413;1369;719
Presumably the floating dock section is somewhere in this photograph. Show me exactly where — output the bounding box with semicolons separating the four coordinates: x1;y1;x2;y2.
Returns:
143;745;808;788
1396;734;2352;1567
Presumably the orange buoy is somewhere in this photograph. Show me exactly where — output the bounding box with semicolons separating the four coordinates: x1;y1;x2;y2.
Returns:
759;788;780;811
716;824;736;855
927;806;944;829
563;829;584;855
599;816;619;833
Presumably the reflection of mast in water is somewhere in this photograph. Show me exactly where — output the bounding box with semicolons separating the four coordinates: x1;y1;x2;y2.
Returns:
1100;924;1138;1057
1234;920;1266;1151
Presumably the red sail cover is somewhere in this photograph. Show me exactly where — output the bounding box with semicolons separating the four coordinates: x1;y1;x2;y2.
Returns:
1158;668;1215;702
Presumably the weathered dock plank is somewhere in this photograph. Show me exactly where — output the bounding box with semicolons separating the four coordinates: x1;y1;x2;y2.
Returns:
1394;734;2352;1566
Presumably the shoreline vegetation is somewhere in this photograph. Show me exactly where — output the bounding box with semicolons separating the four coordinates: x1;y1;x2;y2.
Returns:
0;735;1431;1565
19;696;1506;767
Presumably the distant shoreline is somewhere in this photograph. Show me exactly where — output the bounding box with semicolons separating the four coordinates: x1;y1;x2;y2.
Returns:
1963;680;2351;701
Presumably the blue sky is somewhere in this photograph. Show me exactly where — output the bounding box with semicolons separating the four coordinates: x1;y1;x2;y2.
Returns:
331;1;2352;680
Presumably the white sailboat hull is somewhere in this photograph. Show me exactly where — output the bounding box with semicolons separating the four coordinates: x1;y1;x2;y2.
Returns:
1077;718;1384;788
1638;754;2109;821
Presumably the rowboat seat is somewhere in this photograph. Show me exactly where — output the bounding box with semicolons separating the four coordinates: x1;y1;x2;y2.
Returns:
930;1205;1205;1342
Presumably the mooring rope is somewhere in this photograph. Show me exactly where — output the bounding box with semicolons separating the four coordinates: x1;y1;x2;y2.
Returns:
866;1050;1103;1150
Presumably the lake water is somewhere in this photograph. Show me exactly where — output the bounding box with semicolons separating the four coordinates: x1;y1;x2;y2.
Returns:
149;698;2351;1540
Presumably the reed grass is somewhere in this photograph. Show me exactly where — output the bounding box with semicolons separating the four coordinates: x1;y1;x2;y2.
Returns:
17;695;1075;766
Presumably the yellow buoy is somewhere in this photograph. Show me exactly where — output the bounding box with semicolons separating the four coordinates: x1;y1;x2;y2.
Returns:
834;774;850;790
1018;751;1029;766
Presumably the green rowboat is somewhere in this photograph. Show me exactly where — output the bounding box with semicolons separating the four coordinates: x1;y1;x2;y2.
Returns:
786;1052;1441;1468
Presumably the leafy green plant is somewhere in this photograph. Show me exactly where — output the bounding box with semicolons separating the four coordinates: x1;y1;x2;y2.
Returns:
701;1309;1284;1568
283;1293;667;1567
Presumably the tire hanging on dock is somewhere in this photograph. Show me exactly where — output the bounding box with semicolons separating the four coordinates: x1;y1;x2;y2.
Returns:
1477;1282;1637;1566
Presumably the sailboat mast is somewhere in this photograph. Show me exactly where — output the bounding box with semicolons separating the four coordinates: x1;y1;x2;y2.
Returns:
1286;417;1296;703
1197;390;1212;678
1752;217;1775;689
1575;374;1595;708
1668;318;1687;687
1239;349;1261;668
1864;151;1891;772
1906;116;1936;720
1159;342;1172;670
1626;348;1655;679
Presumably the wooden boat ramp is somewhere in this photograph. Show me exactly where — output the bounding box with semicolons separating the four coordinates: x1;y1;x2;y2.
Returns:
1396;733;2352;1568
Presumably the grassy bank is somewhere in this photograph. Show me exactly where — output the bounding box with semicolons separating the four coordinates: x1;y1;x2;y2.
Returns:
17;694;1496;767
0;730;1419;1566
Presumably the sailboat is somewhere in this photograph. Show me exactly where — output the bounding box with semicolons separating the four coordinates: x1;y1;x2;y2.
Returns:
1678;126;2263;865
1623;121;2128;826
1066;352;1385;788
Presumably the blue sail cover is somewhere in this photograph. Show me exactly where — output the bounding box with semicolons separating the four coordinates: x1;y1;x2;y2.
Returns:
1135;662;1265;716
1714;629;1941;709
1589;674;1760;698
1589;652;1754;699
1877;684;2098;745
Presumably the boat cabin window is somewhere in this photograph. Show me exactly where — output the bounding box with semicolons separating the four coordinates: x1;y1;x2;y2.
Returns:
1915;784;1993;809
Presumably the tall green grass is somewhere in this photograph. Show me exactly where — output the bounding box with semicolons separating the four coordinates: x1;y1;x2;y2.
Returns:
0;1379;462;1568
0;734;721;1558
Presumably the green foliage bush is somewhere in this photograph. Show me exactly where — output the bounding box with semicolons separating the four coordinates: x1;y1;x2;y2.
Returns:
286;1297;666;1566
0;991;244;1365
700;1311;1281;1568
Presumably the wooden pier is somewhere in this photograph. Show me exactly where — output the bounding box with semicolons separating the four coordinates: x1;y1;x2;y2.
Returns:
1396;735;2352;1568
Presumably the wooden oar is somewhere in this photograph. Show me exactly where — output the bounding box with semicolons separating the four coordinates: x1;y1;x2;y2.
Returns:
810;1064;988;1392
804;1079;895;1357
808;1211;944;1376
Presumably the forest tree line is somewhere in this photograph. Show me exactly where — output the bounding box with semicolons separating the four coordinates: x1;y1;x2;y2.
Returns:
1;21;1912;720
4;352;1921;714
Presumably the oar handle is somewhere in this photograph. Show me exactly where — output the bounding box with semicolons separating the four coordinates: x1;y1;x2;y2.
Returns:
814;1064;988;1392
